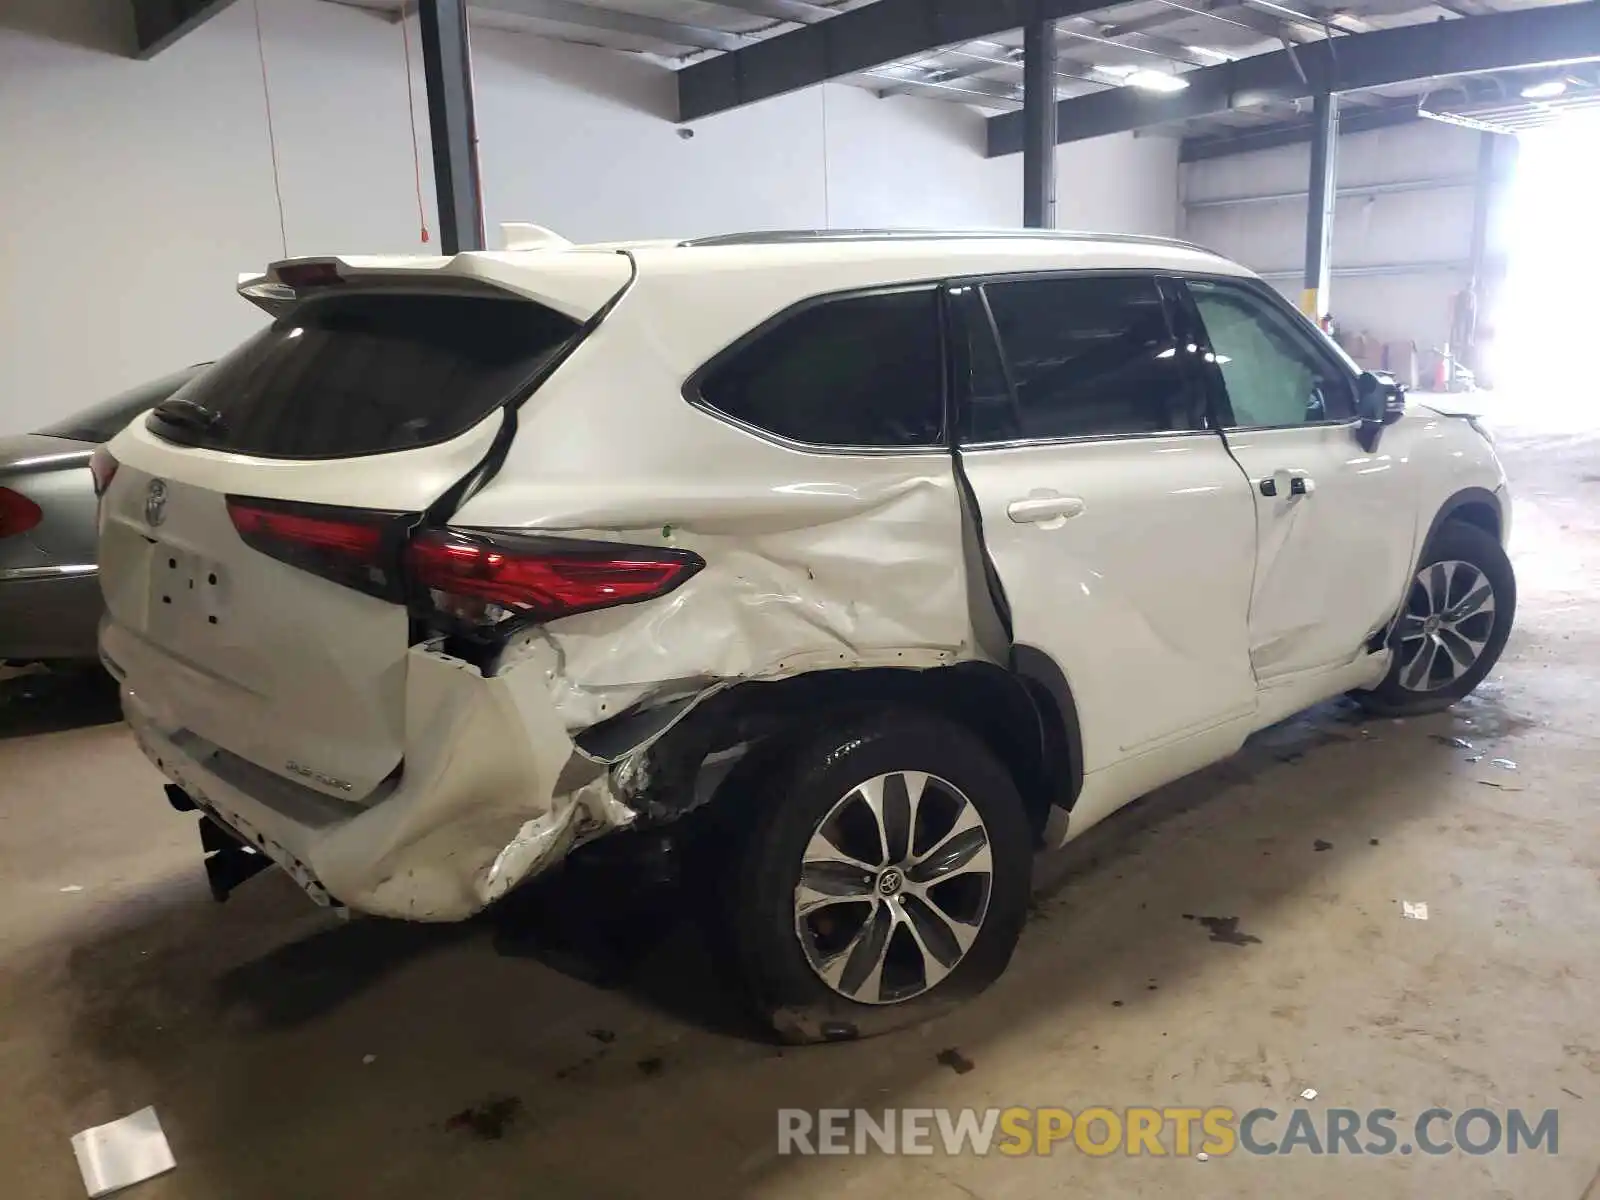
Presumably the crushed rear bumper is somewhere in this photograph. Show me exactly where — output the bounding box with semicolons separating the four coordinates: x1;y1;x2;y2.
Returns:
112;637;639;920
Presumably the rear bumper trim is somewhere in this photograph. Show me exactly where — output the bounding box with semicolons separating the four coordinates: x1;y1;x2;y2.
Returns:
119;640;640;921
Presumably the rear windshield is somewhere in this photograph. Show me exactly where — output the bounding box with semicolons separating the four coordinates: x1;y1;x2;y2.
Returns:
39;366;204;444
145;291;580;459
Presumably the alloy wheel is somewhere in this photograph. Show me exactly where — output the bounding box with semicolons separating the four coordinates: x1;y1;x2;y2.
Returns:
793;771;993;1006
1396;559;1497;692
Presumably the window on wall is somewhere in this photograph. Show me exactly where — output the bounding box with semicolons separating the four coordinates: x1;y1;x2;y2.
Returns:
1188;280;1357;427
696;289;943;448
969;275;1206;443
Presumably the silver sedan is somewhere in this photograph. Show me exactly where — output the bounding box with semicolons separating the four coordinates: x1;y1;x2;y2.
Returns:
1;366;205;664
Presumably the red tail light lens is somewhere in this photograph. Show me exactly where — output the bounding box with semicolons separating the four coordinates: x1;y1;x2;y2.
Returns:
89;447;119;497
227;497;410;599
407;529;704;629
0;487;43;539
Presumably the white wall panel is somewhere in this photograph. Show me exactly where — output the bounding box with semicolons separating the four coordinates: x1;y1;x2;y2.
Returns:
0;0;1022;431
1183;120;1497;350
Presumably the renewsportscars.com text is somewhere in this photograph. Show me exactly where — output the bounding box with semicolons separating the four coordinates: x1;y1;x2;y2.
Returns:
777;1106;1560;1158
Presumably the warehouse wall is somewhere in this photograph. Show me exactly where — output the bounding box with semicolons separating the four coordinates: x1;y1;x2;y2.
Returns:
1182;120;1508;354
977;130;1182;239
0;0;1023;431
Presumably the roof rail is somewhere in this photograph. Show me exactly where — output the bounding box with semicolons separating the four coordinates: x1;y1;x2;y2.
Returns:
679;228;1216;254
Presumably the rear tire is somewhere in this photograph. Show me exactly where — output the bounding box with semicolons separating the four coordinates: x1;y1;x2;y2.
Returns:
1354;519;1515;717
726;711;1032;1044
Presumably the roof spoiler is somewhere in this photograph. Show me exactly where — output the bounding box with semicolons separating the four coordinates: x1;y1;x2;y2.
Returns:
233;246;630;322
237;271;296;318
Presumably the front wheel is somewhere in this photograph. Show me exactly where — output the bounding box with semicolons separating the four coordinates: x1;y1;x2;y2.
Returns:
1354;519;1516;716
727;712;1033;1044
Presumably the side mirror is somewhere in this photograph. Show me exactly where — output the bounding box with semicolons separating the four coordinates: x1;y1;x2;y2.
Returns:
1355;371;1406;451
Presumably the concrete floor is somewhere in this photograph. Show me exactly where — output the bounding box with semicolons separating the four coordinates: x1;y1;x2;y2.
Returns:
2;414;1597;1200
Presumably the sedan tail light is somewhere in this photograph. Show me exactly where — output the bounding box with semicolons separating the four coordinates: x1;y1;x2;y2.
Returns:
0;487;43;539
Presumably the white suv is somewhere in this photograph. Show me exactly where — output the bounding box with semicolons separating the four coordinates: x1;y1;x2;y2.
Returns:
97;230;1513;1042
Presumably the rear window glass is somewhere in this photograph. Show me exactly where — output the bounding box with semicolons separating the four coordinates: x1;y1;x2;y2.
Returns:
146;291;580;459
38;367;204;444
695;289;942;449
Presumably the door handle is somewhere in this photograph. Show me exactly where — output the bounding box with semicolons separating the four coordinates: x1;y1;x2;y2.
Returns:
1258;473;1315;498
1007;495;1086;525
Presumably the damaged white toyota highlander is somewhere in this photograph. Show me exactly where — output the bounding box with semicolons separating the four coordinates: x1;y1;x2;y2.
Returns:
96;229;1514;1041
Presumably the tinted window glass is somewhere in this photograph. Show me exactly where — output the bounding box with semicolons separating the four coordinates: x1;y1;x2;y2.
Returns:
976;276;1205;442
38;366;205;443
146;292;579;459
1189;281;1356;426
698;289;941;448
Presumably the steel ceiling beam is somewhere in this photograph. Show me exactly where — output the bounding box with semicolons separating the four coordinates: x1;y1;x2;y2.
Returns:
677;0;1163;120
128;0;240;56
479;0;747;51
989;0;1600;156
418;0;485;253
697;0;838;22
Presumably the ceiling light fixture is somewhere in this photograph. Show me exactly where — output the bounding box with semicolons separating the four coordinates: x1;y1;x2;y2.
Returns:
1125;69;1190;93
1520;79;1567;99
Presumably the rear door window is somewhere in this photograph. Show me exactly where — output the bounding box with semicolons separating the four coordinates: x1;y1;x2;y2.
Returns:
970;274;1206;443
146;291;579;459
695;288;942;449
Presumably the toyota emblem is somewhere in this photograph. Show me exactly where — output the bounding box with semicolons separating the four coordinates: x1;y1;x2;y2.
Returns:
144;479;169;527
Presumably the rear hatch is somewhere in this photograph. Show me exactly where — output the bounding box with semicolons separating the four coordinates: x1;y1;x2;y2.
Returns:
99;251;633;803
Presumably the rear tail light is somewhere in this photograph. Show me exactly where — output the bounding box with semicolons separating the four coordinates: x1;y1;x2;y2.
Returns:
406;529;704;633
89;446;119;497
0;488;43;539
224;496;703;635
227;497;410;600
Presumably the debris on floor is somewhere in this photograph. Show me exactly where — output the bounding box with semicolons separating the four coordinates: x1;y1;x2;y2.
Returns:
1489;757;1518;769
936;1048;976;1075
1431;735;1474;749
1196;1151;1210;1161
1479;778;1527;792
361;1055;376;1065
71;1106;176;1198
1313;839;1333;852
444;1095;521;1141
1182;914;1262;946
1401;901;1429;921
59;885;83;894
1300;1088;1318;1101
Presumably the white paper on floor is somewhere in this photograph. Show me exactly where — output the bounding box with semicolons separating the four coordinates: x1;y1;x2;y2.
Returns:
71;1106;175;1197
1401;901;1429;921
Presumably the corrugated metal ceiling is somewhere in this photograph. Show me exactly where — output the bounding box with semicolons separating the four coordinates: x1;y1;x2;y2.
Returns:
322;0;1600;137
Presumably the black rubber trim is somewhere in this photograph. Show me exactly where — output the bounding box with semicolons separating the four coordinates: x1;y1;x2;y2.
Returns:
1010;644;1085;812
1420;486;1504;555
426;250;640;526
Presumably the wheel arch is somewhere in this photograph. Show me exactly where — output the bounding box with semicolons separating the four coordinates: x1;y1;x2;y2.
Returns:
1424;486;1503;551
617;659;1082;843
